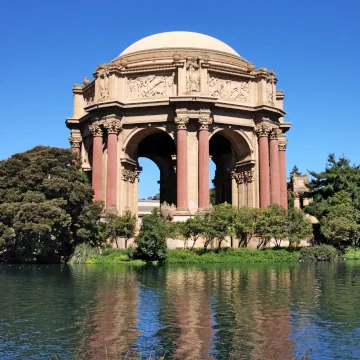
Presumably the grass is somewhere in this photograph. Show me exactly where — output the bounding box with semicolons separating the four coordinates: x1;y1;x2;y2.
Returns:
343;247;360;259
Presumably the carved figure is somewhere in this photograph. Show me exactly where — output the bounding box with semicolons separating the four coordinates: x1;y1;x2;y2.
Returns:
186;58;200;92
128;74;174;99
209;76;249;102
98;67;110;100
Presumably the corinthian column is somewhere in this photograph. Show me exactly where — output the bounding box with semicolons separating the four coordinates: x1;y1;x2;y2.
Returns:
255;124;271;208
69;135;82;156
269;128;281;205
279;139;288;209
89;122;103;201
198;117;212;209
175;116;189;210
104;118;122;211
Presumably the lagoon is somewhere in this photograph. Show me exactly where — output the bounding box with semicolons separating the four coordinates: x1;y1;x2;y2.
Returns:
1;262;360;359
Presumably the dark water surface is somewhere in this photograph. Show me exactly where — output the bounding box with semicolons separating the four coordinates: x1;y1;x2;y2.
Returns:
1;262;360;360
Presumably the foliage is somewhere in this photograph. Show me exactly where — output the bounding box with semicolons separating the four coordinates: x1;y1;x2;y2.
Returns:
68;243;99;264
0;146;98;263
167;248;300;264
105;209;137;248
254;205;288;248
299;245;339;262
307;154;360;210
287;208;313;246
134;209;167;262
318;191;360;246
180;216;204;248
210;187;216;206
343;247;360;259
233;207;260;247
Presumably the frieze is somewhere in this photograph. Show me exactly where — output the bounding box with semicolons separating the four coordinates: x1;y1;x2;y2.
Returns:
209;76;249;102
127;73;175;99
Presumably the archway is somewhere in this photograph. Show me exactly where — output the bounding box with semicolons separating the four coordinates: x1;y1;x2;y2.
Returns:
209;129;252;206
124;129;177;214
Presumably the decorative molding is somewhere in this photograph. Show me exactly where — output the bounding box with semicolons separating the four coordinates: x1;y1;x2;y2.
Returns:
278;139;288;151
198;117;213;131
175;116;189;130
209;76;249;102
97;66;110;101
69;136;82;148
232;169;254;184
121;169;140;183
269;128;282;140
266;72;275;105
104;118;122;135
89;122;103;137
186;58;200;93
127;73;175;99
292;191;300;199
254;123;271;138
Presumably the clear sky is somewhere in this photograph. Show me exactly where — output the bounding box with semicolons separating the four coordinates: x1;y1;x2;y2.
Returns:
1;0;359;199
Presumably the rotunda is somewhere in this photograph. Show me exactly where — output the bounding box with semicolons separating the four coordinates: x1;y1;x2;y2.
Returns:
66;31;291;219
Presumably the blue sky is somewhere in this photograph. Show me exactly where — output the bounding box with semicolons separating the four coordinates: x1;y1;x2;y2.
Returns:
1;0;359;198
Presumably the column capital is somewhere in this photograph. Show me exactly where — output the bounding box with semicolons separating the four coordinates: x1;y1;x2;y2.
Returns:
198;117;213;131
175;116;189;130
69;136;82;149
255;123;272;138
104;118;122;135
121;168;141;183
269;128;282;140
232;170;254;184
278;139;288;151
89;122;103;137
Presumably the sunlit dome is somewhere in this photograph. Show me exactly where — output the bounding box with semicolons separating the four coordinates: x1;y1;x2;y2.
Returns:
119;31;241;57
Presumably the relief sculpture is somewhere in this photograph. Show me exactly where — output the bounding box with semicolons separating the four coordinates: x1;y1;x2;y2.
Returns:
127;73;175;99
209;76;249;102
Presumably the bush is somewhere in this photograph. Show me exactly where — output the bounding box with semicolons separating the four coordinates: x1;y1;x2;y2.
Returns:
299;245;339;262
134;211;167;262
68;243;99;264
343;247;360;259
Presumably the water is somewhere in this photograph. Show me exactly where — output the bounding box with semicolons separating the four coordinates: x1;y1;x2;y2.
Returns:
1;262;360;360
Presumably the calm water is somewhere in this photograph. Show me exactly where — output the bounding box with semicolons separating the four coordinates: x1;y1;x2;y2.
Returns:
1;262;360;360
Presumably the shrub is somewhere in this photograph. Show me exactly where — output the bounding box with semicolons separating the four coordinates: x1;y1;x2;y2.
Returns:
68;243;99;264
134;210;167;262
299;245;339;262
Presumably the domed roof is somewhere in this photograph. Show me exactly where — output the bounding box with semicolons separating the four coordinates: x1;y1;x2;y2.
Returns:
119;31;240;57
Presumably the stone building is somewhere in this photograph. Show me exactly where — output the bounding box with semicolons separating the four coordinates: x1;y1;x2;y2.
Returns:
66;32;291;219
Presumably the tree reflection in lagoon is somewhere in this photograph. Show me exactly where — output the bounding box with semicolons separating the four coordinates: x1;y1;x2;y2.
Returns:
1;262;360;359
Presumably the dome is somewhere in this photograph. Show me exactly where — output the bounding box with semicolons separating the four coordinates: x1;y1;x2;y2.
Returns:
119;31;240;57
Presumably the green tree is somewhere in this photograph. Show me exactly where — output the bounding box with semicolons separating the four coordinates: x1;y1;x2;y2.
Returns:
0;146;97;262
287;208;313;247
105;210;137;248
254;205;288;248
134;210;167;262
234;207;260;247
210;187;216;206
319;191;360;246
181;215;204;248
307;154;360;210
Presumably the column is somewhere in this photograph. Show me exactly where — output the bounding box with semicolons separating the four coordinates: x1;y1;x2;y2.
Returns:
89;122;103;201
198;117;212;209
255;124;271;208
245;169;255;207
269;128;281;205
69;135;81;156
279;139;288;209
104;118;122;211
175;116;189;210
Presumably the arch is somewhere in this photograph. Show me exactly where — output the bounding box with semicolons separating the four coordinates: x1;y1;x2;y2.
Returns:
209;128;253;162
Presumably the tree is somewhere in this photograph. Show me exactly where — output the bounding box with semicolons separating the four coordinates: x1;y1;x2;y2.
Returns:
287;208;313;247
210;187;216;206
319;191;360;246
233;207;260;247
134;209;167;262
105;210;137;248
307;154;360;210
290;165;301;176
181;216;204;248
254;205;288;248
0;146;98;262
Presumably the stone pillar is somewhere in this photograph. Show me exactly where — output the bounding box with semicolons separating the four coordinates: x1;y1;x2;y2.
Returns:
104;118;122;211
198;117;212;209
269;129;281;205
255;124;271;208
293;192;300;210
279;139;288;209
69;135;82;156
175;116;189;210
89;122;103;201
